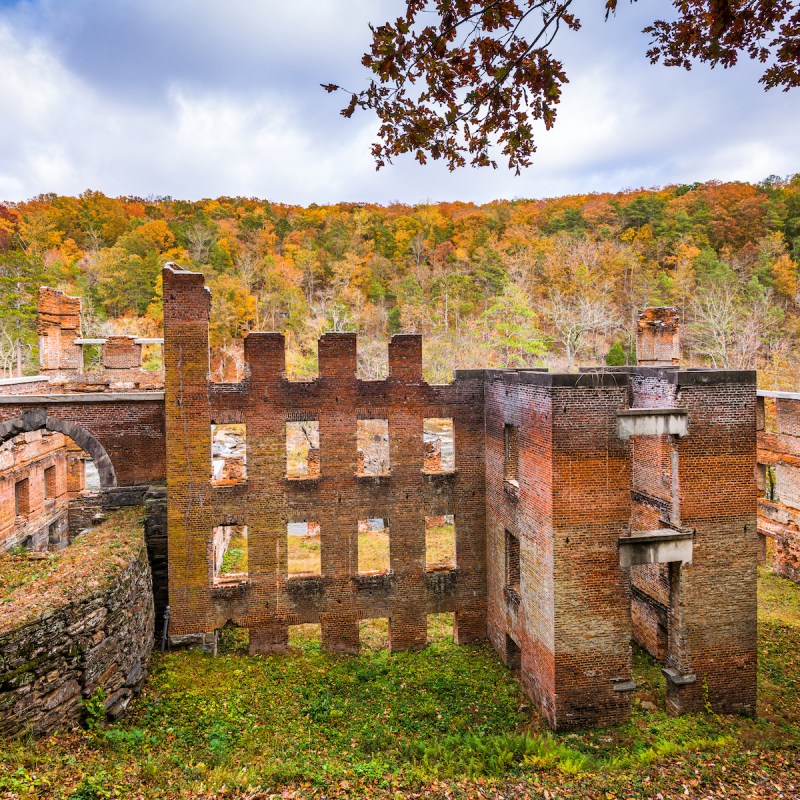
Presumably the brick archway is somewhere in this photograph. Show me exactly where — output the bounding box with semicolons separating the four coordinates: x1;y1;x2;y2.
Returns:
0;408;117;488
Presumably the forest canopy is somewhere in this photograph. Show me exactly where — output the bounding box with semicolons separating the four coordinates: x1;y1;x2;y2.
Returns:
1;177;799;387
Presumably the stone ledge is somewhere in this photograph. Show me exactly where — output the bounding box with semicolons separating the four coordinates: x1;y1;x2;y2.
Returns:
0;392;164;404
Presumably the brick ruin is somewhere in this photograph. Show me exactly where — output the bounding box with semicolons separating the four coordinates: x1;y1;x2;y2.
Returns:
757;391;800;581
37;286;164;390
0;274;775;732
162;269;758;729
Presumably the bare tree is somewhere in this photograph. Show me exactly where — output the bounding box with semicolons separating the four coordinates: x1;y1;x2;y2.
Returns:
545;291;620;370
186;223;216;264
688;283;783;369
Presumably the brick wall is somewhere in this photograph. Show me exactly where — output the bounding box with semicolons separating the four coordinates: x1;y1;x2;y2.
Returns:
0;430;70;551
0;400;166;487
757;392;800;582
485;370;634;730
163;264;487;654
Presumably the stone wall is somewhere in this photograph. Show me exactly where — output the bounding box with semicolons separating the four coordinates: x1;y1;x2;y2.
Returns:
0;510;154;737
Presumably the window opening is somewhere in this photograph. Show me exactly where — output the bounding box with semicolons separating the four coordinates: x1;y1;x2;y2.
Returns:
423;418;455;472
287;521;321;576
14;478;30;516
765;465;778;502
357;419;390;475
504;424;519;485
211;524;249;584
425;514;455;570
286;421;320;479
44;465;57;499
506;634;521;672
211;423;247;484
359;618;390;650
428;612;454;645
289;623;321;651
358;518;390;574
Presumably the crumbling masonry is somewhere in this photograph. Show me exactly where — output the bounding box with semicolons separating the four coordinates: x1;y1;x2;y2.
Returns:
162;268;758;730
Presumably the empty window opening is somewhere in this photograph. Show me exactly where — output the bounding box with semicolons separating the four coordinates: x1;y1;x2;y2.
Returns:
141;342;163;372
287;521;321;576
357;419;390;476
425;514;455;571
358;518;390;574
506;634;521;673
428;612;454;645
83;458;100;491
82;342;102;372
211;524;249;584
504;424;519;485
44;465;57;499
423;418;455;472
14;479;30;516
211;423;247;484
286;421;320;479
359;618;390;650
764;465;778;502
505;529;521;592
289;623;321;651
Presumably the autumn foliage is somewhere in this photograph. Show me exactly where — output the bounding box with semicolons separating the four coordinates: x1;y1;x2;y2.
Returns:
1;177;799;386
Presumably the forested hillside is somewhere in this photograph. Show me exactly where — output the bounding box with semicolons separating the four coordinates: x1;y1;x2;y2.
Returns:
1;176;799;387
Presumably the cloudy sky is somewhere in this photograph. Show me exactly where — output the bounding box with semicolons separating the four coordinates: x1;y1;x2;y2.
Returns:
0;0;797;205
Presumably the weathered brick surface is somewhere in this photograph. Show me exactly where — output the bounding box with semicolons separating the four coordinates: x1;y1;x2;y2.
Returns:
0;430;70;551
0;401;165;487
485;370;634;730
757;393;800;583
163;265;487;654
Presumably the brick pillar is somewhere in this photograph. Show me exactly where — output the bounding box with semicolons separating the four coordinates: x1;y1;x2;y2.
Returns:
636;307;680;367
549;375;633;730
163;263;214;640
663;371;758;716
316;333;360;653
242;332;290;654
38;287;82;374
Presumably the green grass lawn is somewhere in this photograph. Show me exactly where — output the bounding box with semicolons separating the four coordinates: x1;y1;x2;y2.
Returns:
1;568;798;799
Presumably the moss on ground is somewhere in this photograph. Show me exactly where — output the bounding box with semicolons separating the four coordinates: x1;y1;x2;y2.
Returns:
0;566;798;799
0;507;144;632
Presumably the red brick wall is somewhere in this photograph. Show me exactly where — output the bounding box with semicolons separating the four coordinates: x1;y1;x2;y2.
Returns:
485;370;634;731
0;401;165;487
757;394;800;583
164;265;487;654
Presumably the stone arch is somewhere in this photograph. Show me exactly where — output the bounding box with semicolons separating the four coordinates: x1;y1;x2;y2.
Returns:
0;408;117;487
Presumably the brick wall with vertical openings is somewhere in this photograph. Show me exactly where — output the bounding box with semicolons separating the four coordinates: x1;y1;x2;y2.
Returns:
163;265;486;654
757;394;800;583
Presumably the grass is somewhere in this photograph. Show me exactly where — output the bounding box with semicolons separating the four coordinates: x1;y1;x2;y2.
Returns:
219;534;248;575
287;532;321;575
425;518;455;569
1;567;798;798
0;507;143;630
358;524;390;573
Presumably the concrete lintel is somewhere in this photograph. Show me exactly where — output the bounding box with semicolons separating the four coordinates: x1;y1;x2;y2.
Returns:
0;375;48;386
616;408;688;440
134;338;164;345
758;389;800;401
662;668;696;686
619;529;693;567
73;338;108;345
0;392;164;404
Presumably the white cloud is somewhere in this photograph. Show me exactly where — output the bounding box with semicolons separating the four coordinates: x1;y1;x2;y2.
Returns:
0;0;797;205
